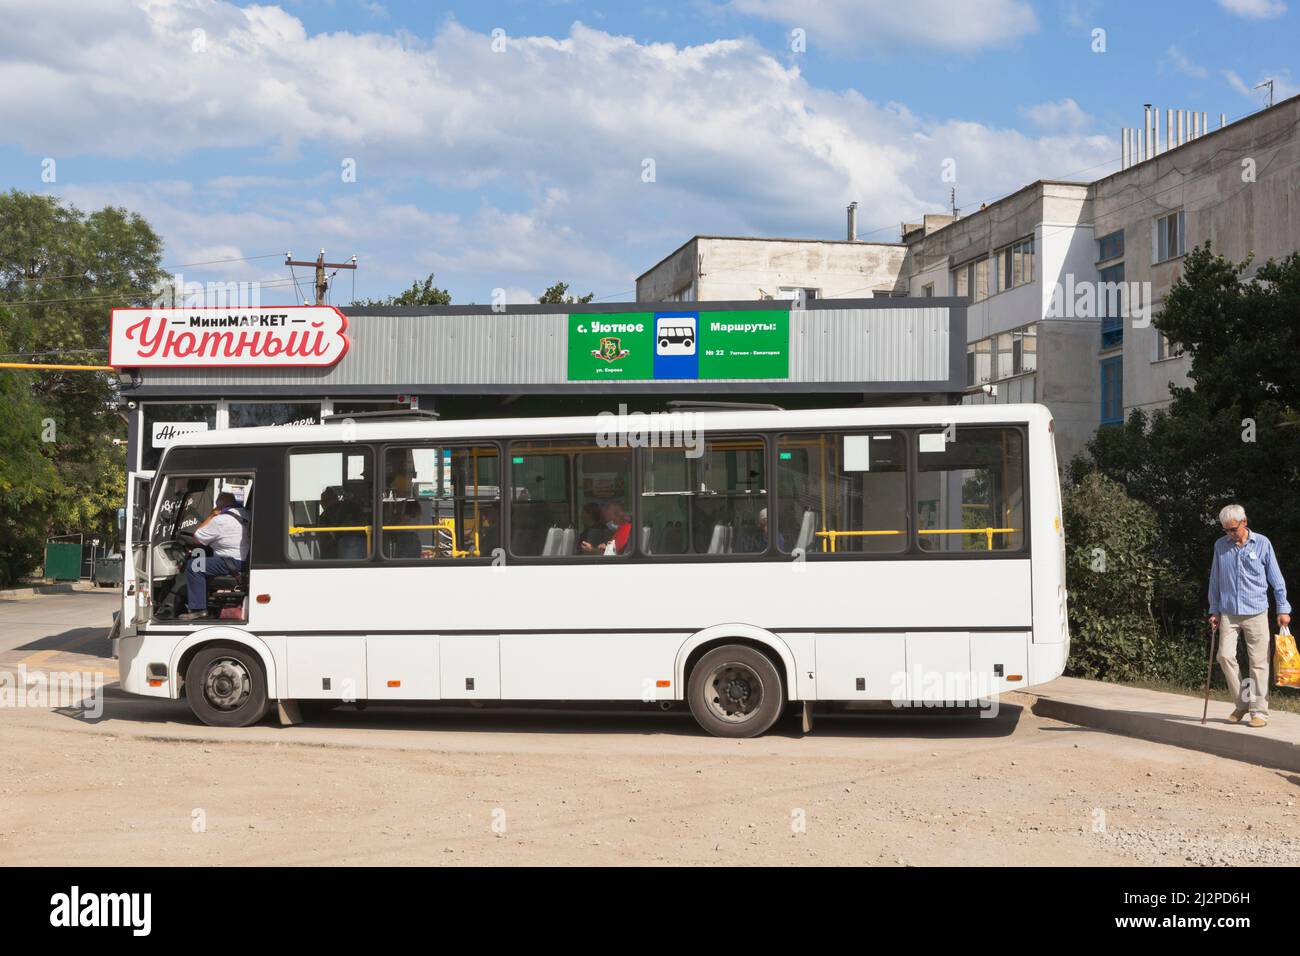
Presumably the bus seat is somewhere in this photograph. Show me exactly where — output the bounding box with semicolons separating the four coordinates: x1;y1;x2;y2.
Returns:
541;526;564;556
707;524;729;554
794;510;817;552
640;525;653;555
559;527;576;554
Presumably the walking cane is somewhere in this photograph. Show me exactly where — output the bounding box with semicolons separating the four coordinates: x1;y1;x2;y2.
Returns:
1201;618;1217;725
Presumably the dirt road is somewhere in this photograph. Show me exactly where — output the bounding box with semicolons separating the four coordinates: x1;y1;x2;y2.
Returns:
3;687;1298;866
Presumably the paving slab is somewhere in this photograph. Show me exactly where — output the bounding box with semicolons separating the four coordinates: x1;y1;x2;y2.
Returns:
1030;675;1300;772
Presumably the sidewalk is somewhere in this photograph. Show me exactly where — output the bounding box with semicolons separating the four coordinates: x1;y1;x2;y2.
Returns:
0;581;97;600
1029;676;1300;772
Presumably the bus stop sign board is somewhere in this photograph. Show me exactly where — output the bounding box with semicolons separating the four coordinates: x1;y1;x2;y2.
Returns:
567;309;788;381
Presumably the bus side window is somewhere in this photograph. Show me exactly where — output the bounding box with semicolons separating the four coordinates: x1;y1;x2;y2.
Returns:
381;445;500;560
915;427;1025;552
509;439;632;557
775;432;907;555
288;448;375;560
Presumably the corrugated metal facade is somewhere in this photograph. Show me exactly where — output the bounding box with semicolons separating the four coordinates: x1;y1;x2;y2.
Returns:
128;299;963;394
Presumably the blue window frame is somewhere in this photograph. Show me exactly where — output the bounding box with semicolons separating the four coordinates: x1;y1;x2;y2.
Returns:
1100;356;1123;425
1097;230;1124;263
1099;263;1124;349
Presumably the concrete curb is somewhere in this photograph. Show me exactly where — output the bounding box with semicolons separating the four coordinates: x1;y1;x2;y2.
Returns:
1030;695;1300;773
0;583;85;600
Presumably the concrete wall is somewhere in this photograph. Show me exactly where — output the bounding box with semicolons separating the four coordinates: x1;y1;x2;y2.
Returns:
636;236;908;303
635;238;697;301
1090;94;1300;414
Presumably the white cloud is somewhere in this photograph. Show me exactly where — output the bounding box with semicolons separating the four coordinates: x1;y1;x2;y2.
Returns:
1164;45;1208;79
1217;0;1287;19
1021;98;1094;134
730;0;1038;52
1224;68;1297;101
4;1;1110;300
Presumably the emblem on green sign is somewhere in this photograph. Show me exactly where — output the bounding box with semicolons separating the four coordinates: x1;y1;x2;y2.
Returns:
594;336;629;362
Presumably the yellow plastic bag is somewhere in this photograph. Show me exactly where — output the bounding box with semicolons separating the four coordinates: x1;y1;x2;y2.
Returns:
1275;627;1300;689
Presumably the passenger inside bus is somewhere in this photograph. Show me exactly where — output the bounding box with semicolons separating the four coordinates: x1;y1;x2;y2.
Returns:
580;501;632;555
578;501;610;550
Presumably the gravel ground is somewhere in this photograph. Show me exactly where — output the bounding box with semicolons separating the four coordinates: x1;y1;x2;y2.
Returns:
2;684;1298;867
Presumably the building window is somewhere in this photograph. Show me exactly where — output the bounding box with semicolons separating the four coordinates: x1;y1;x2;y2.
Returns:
1013;326;1037;373
1156;332;1182;361
994;332;1014;380
1100;356;1124;425
1097;230;1124;263
995;236;1035;292
228;402;321;429
287;448;375;561
915;427;1025;552
1099;263;1125;350
1153;210;1185;263
966;339;992;385
921;283;935;297
331;399;411;416
973;257;991;302
778;287;819;302
140;402;217;472
775;432;907;555
951;263;969;298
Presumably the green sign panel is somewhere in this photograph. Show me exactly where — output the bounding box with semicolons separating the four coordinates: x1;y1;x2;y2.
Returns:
567;309;788;381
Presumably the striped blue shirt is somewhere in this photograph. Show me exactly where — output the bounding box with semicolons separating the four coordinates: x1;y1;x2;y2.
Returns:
1208;531;1290;616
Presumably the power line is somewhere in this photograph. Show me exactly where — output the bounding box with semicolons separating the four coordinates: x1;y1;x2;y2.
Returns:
0;251;288;285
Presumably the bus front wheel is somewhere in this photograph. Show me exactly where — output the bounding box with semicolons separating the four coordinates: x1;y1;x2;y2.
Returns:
185;645;269;728
687;644;785;738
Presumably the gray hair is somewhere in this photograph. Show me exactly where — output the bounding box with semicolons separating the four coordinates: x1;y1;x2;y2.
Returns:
1218;503;1246;527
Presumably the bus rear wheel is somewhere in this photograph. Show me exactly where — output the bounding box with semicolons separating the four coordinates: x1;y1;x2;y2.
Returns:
687;644;784;738
185;645;269;728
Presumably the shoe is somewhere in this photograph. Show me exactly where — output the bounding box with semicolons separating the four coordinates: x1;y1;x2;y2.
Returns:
1229;707;1248;722
1248;714;1268;728
175;610;210;622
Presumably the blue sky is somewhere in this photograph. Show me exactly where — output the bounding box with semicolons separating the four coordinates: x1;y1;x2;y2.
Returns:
0;0;1292;305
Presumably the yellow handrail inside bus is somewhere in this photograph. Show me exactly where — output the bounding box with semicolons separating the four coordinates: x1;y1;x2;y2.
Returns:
918;527;1020;550
289;525;373;551
812;527;1021;551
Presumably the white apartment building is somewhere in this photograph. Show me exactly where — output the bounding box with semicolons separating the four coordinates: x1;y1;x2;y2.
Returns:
636;94;1300;469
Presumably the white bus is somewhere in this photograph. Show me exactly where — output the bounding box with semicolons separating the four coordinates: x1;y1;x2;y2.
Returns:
115;404;1069;737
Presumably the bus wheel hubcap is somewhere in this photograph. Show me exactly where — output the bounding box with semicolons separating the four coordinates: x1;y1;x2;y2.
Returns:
707;664;761;722
205;659;250;711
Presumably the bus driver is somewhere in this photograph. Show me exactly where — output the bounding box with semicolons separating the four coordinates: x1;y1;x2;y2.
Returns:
177;492;251;621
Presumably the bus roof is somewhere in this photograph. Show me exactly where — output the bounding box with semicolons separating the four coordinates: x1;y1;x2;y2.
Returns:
160;403;1053;452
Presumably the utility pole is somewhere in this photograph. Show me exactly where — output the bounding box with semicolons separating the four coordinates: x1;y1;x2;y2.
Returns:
1255;79;1274;109
285;249;357;305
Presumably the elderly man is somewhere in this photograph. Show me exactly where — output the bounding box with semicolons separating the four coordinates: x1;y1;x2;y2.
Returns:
1208;504;1290;728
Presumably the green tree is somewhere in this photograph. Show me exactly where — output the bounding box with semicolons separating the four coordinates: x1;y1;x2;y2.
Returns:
1070;243;1300;686
1061;473;1176;680
354;273;451;306
0;324;60;585
0;191;163;580
538;281;594;304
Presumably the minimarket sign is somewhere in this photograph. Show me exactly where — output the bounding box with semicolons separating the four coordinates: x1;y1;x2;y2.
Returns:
567;309;788;381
